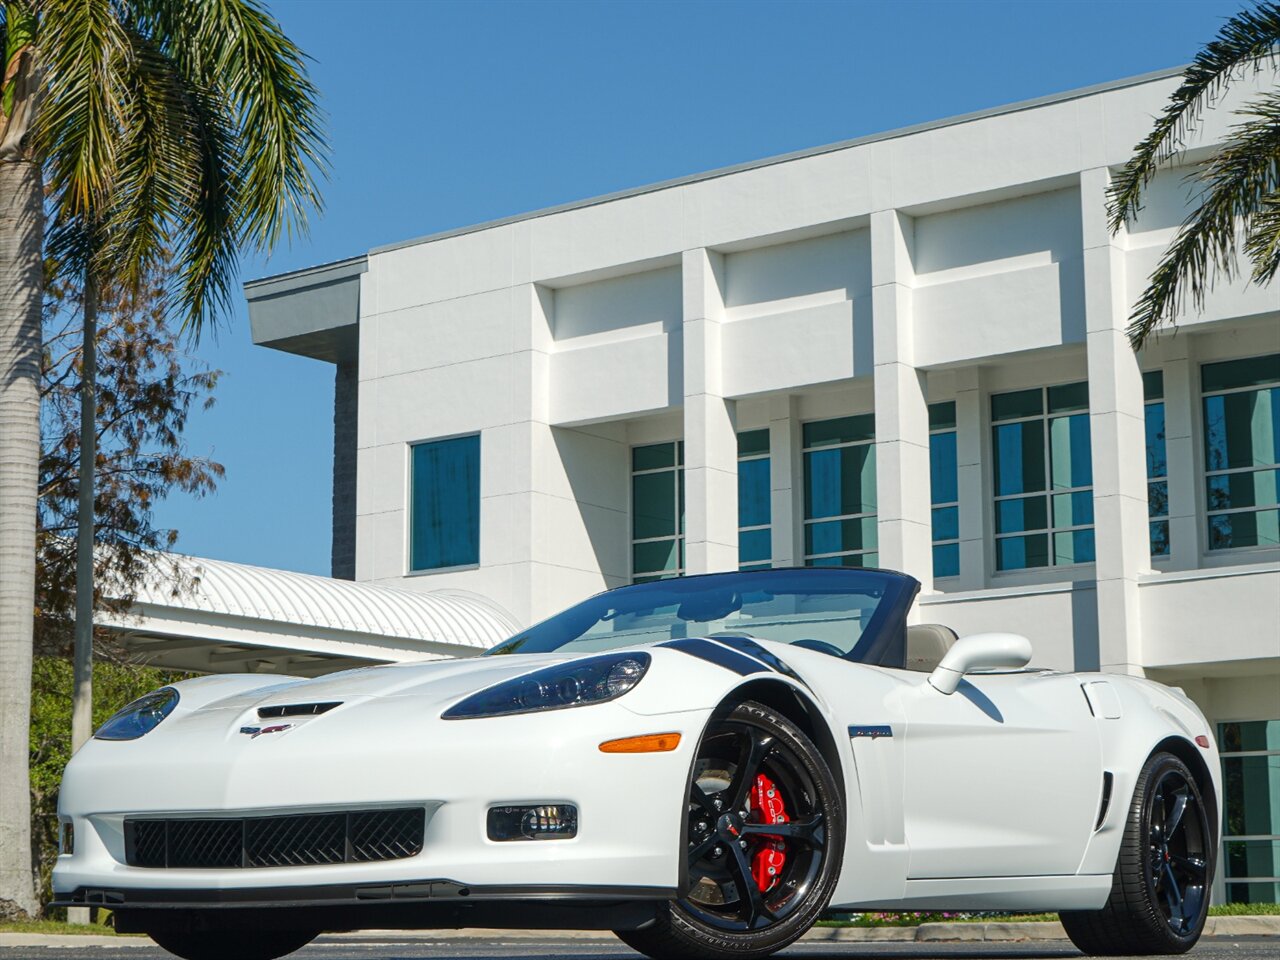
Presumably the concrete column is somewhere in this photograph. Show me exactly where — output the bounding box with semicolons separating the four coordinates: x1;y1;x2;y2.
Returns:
682;248;738;574
870;209;933;594
1081;167;1150;675
769;395;800;567
1160;342;1203;571
331;359;359;580
954;366;989;590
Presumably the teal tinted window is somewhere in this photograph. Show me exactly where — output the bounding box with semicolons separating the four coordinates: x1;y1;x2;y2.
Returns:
1202;353;1280;393
1049;414;1092;489
802;414;874;449
991;388;1042;422
928;401;957;431
410;435;481;571
929;401;960;579
1146;395;1169;558
738;457;771;528
992;383;1093;570
930;431;958;504
994;421;1046;495
737;429;770;458
803;415;877;567
633;442;683;582
804;445;877;519
738;432;771;570
1143;370;1165;401
932;542;960;578
1219;719;1280;904
1202;356;1280;554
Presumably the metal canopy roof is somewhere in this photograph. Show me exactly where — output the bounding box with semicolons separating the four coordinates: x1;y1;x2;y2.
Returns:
99;555;519;677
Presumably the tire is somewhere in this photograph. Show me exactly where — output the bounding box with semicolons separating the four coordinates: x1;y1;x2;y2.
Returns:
1060;751;1214;956
617;700;843;960
147;928;318;960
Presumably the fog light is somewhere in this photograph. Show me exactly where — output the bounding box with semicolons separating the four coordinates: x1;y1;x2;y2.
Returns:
60;820;75;856
487;804;578;841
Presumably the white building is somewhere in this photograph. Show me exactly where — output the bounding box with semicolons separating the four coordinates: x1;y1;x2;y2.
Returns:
245;65;1280;903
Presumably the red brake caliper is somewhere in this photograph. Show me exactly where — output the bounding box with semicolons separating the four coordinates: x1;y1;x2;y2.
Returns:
749;773;789;892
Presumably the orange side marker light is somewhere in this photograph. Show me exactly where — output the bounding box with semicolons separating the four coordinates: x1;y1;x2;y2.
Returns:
599;733;682;754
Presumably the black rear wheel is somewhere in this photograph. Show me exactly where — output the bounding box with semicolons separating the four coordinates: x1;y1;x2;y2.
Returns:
1061;751;1213;955
616;700;843;960
147;928;318;960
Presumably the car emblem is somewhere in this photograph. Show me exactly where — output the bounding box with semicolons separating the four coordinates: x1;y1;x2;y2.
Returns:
239;723;293;739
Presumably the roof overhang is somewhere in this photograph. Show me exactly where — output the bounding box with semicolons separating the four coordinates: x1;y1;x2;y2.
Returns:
245;255;366;364
97;553;518;677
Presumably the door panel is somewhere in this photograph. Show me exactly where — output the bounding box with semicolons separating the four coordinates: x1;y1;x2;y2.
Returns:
901;671;1100;879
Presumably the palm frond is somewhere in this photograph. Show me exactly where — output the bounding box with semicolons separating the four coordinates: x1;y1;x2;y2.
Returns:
38;0;130;220
1127;92;1280;346
1107;2;1280;234
145;0;328;250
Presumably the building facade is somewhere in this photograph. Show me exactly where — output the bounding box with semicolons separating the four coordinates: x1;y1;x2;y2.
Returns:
247;66;1280;903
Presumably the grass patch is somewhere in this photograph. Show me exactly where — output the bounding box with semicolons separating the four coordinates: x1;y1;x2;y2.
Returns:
0;920;135;936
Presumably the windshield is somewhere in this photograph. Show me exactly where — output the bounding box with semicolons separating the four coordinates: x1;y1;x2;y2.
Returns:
487;568;919;666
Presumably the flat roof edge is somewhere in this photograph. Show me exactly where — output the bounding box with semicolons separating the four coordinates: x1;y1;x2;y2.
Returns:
245;254;368;296
245;63;1188;287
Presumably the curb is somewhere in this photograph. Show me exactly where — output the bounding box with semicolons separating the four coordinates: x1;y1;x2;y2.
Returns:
2;916;1276;949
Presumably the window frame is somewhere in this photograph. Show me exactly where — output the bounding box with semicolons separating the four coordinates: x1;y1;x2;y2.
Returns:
1200;354;1280;556
1144;370;1171;561
801;414;878;569
737;429;772;572
630;440;684;583
990;382;1095;573
405;432;482;575
929;401;960;580
1217;719;1280;904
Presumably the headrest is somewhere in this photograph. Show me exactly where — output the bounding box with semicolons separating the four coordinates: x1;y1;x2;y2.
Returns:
906;623;959;672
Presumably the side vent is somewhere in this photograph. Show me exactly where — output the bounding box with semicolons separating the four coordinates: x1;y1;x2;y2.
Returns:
1095;771;1114;830
257;702;341;719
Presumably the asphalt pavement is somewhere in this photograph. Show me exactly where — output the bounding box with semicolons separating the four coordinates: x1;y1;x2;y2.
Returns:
0;934;1276;960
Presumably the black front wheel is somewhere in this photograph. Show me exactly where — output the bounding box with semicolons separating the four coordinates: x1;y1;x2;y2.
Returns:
617;700;844;960
147;928;318;960
1061;751;1213;955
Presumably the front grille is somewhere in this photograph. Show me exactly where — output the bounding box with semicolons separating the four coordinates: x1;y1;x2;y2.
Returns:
125;807;425;869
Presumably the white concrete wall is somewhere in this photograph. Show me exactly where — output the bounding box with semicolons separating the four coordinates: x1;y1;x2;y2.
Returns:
343;65;1280;685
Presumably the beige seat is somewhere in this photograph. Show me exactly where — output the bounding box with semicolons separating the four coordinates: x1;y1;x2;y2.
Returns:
905;623;959;672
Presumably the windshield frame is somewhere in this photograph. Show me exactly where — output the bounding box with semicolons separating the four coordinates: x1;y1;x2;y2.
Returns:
486;567;921;667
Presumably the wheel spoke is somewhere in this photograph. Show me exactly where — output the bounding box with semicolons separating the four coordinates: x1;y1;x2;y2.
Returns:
1163;862;1186;929
687;834;718;866
726;840;775;929
1165;790;1189;838
689;781;719;819
741;813;825;849
724;729;772;813
1171;853;1207;880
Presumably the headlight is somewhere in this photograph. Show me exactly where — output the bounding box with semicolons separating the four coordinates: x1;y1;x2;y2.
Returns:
443;653;650;720
94;687;180;741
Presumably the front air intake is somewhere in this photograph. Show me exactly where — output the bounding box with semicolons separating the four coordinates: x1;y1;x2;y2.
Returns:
124;807;424;869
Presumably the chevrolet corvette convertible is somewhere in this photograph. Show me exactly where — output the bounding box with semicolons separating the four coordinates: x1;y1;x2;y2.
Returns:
54;568;1219;960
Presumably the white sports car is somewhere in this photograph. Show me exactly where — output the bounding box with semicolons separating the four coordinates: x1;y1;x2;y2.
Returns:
54;568;1219;960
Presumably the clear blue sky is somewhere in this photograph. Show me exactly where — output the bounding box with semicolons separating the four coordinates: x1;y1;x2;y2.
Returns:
153;0;1247;576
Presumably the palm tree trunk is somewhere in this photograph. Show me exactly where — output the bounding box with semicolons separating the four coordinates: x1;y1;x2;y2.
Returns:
0;156;43;921
71;274;97;752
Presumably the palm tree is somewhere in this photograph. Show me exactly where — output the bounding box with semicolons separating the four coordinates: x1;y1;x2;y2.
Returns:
0;0;326;918
1108;1;1280;348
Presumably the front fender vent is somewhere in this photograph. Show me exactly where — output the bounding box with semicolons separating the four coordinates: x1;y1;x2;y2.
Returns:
257;701;341;719
124;807;424;869
1095;771;1114;830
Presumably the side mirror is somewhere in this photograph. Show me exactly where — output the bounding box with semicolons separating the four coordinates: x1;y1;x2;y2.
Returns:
927;633;1033;695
